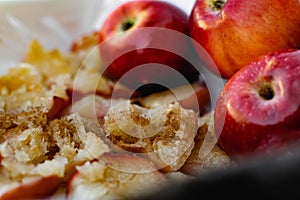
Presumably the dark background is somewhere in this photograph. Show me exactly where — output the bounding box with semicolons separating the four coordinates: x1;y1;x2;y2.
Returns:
136;144;300;199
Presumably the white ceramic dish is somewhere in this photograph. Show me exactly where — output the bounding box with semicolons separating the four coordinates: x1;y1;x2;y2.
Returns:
0;0;102;75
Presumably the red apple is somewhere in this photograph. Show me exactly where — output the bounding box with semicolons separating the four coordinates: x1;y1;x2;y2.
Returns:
214;49;300;159
99;0;199;95
189;0;300;79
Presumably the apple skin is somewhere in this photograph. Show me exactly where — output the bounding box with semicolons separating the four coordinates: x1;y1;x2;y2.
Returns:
0;176;61;200
138;80;211;116
99;1;199;95
189;0;300;79
214;49;300;159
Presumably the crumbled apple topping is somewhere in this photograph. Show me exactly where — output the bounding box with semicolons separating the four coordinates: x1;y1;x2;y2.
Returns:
0;40;110;115
104;100;198;171
67;155;168;200
0;36;230;199
0;108;109;181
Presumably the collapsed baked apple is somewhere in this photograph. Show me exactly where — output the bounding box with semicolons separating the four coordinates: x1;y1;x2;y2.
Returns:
0;35;230;200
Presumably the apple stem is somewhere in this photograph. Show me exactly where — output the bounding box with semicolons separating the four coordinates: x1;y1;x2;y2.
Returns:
209;0;226;11
258;85;274;100
121;20;135;31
